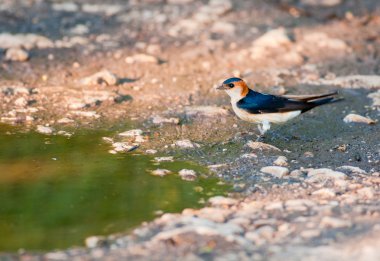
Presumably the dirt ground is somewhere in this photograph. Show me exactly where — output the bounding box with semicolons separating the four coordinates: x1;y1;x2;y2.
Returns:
1;0;380;260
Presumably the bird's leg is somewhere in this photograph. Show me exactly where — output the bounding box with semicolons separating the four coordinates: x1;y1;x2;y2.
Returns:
256;121;271;141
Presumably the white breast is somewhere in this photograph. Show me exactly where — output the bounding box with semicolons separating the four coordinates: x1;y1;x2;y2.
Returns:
231;103;301;124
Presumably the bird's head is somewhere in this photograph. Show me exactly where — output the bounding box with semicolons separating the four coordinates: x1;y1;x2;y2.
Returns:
216;77;249;101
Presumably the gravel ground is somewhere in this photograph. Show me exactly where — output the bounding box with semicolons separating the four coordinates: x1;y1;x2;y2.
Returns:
0;0;380;260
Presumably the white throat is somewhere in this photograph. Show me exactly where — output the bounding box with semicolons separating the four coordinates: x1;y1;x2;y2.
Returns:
225;88;244;102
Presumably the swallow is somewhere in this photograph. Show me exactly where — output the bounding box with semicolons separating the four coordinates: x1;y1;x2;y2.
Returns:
216;77;340;137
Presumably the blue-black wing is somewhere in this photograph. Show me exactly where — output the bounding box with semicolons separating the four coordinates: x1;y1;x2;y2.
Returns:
236;90;330;114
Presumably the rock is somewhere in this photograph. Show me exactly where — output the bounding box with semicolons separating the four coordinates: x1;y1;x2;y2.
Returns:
211;21;235;35
4;47;29;62
317;75;380;89
307;168;347;182
179;169;197;181
208;196;238;207
285;199;315;211
185;106;228;117
52;2;79;12
82;4;124;16
356;187;374;199
247;141;281;152
320;216;351;228
145;149;157;154
252;28;292;49
57;117;74;124
154;156;174;162
343;114;375;125
36;125;54;135
289;169;305;178
245;225;275;244
69;24;89;35
273;156;288;167
111;142;138;153
300;32;348;52
174;139;200;149
85;236;107;248
301;0;342;6
300;229;321;239
368;90;380;106
261;166;289;178
119;129;144;137
125;54;159;64
151;169;172;177
197;207;231;223
312;188;336;199
152;115;180;125
0;33;54;49
14;97;28;107
71;111;100;118
80;70;118;86
265;202;283;211
337;166;366;174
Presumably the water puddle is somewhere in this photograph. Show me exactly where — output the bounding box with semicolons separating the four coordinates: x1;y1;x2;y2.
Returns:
0;124;228;252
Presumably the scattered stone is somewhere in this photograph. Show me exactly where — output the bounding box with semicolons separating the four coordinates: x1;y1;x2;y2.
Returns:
145;149;157;154
119;129;144;137
265;202;283;211
208;196;238;207
174;139;200;149
151;169;172;177
154;156;174;162
69;24;89;35
82;4;124;16
300;32;349;53
343;114;375;125
4;47;29;62
85;236;107;248
185;106;228;117
14;97;28;107
102;137;114;143
179;169;197;181
36;125;54;135
261;166;289;178
273;156;288;167
111;142;138;153
52;2;79;12
125;54;159;64
245;226;275;244
57;118;74;124
252;28;292;50
211;21;235;35
80;70;118;86
0;33;54;49
368;90;380;106
285;199;315;211
356;187;375;199
320;216;351;228
289;169;305;178
300;229;321;239
301;0;342;6
247;141;281;152
152;115;180;125
307;168;347;182
57;131;73;137
197;207;231;223
337;166;366;174
312;188;336;199
316;75;380;89
71;111;100;118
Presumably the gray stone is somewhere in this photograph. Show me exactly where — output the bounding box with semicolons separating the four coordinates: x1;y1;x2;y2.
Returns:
261;166;289;178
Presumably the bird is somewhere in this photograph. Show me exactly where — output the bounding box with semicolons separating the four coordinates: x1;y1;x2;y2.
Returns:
216;77;340;139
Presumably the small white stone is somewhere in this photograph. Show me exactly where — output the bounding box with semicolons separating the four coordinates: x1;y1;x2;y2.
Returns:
312;188;336;198
5;47;29;62
320;216;351;228
356;187;374;199
152;115;180;125
154;156;174;162
85;236;106;248
337;165;367;174
247;141;281;152
261;166;289;178
273;156;288;167
80;70;118;86
118;129;143;137
36;125;54;135
208;196;237;207
343;113;375;125
125;53;158;64
151;169;172;177
14;97;28;107
307;168;347;182
145;149;157;154
179;169;197;181
174;139;200;149
57;117;74;124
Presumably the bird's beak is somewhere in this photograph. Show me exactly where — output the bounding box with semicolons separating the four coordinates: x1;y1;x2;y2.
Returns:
216;84;228;90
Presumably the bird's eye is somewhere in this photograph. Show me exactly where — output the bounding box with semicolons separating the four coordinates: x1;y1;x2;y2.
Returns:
228;83;234;88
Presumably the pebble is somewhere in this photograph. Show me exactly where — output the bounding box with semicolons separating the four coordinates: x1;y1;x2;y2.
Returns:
52;2;79;12
343;113;375;125
85;236;107;248
261;166;289;178
57;117;74;124
356;187;374;199
125;53;159;64
337;165;366;174
174;139;200;149
5;47;29;62
368;90;380;106
71;111;100;119
154;156;174;162
185;106;228;117
36;125;54;135
307;168;347;182
289;169;304;178
285;199;315;211
312;188;336;199
152;115;180;125
111;142;138;153
151;169;172;177
14;97;28;107
300;229;321;239
119;129;144;137
247;141;281;152
80;70;118;86
273;156;288;167
0;33;54;49
320;216;351;228
179;169;197;181
145;149;157;154
208;196;238;207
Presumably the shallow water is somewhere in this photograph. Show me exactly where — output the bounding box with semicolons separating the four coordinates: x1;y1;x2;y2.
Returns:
0;125;227;252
